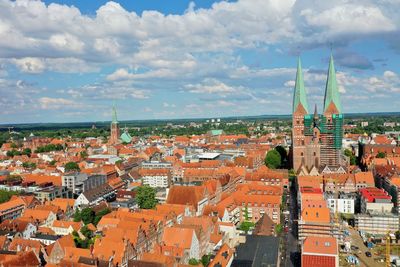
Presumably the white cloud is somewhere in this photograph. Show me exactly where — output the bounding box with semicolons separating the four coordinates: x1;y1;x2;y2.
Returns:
284;80;295;87
49;33;85;53
184;78;238;94
13;57;45;73
0;0;399;121
11;57;98;73
67;82;150;100
300;4;395;35
1;0;395;75
107;68;134;81
38;97;84;110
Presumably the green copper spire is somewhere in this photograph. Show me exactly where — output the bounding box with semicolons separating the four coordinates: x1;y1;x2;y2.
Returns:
323;54;342;113
293;57;309;113
112;103;118;124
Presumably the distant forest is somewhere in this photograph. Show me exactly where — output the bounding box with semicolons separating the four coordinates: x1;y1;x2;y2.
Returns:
0;112;399;146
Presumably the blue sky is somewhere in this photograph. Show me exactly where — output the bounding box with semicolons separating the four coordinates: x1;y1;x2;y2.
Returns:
0;0;399;123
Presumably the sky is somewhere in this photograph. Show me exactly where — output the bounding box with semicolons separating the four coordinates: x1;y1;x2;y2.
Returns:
0;0;400;123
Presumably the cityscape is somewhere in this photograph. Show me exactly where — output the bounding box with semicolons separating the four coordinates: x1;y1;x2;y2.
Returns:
0;1;400;267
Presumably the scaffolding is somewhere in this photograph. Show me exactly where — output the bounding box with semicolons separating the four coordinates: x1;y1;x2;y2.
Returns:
319;114;343;167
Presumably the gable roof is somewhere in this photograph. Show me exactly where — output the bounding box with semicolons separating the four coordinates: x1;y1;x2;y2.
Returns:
22;209;54;222
162;227;195;249
167;186;208;210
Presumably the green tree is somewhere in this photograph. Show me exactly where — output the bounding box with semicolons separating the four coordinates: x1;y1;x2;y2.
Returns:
188;258;200;265
65;161;80;172
49;160;56;166
275;145;288;163
22;148;32;156
6;150;21;157
376;152;386;158
80;208;95;225
275;224;283;234
80;225;93;239
239;221;255;233
344;149;352;158
22;162;36;169
80;151;88;159
0;190;19;204
344;149;357;166
136;185;157;209
201;254;211;267
73;210;82;222
265;150;281;169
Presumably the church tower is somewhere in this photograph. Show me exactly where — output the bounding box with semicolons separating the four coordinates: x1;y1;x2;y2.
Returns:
291;58;309;173
110;104;120;145
291;54;344;175
319;54;344;168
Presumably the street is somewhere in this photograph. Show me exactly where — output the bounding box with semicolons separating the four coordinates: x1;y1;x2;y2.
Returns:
281;182;300;267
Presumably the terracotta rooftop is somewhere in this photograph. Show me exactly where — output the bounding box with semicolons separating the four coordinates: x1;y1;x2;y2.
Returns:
301;207;331;224
162;227;195;249
302;236;338;255
167;185;208;210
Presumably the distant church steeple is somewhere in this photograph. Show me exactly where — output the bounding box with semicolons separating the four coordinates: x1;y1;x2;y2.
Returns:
110;103;120;145
112;103;118;124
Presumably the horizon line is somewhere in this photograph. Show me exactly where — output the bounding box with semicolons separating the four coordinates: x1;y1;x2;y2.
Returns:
1;111;399;127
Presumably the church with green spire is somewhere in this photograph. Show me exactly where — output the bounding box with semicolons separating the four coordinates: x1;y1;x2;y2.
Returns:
109;104;120;145
109;104;133;145
291;54;345;175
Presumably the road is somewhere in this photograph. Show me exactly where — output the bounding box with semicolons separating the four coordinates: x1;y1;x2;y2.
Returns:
283;182;300;267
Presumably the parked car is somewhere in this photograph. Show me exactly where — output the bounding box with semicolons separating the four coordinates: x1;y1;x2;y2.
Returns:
365;251;372;257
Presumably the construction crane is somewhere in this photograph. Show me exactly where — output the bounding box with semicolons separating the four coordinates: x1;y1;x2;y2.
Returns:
386;231;391;267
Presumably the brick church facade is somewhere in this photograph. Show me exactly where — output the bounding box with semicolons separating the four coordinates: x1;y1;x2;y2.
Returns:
291;55;346;175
